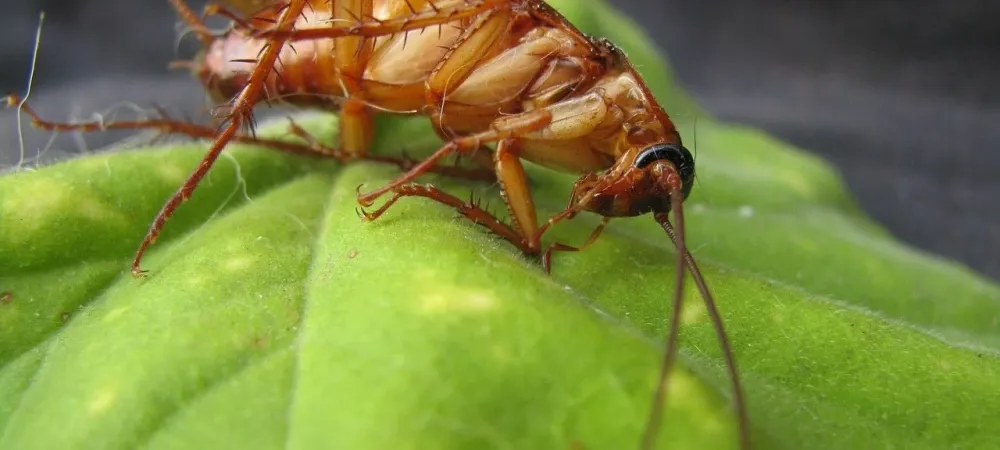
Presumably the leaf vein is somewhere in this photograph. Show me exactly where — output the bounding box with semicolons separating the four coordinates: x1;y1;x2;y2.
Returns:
134;346;294;448
0;262;123;444
280;182;338;450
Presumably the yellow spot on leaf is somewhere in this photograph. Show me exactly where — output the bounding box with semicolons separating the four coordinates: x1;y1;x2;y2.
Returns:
1;178;69;234
794;235;819;252
681;296;707;325
784;171;817;198
1;176;127;238
156;163;188;184
420;289;496;314
224;256;255;272
75;196;122;223
491;344;513;364
665;370;695;399
88;388;116;414
103;306;129;323
185;274;209;288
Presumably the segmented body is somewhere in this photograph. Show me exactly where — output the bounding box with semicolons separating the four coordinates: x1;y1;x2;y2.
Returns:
199;0;681;183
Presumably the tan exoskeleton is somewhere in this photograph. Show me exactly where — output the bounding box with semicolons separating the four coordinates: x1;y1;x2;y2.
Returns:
5;1;750;448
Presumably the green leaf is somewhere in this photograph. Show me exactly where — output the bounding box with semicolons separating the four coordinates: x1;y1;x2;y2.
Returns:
2;1;999;449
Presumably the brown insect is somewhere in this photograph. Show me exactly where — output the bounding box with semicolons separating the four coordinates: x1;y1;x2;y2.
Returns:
5;0;750;448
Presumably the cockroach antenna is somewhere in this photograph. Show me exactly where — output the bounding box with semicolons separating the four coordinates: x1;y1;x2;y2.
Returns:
642;176;751;449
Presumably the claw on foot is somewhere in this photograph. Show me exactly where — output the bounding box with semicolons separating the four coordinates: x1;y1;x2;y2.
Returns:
356;183;378;207
356;206;376;222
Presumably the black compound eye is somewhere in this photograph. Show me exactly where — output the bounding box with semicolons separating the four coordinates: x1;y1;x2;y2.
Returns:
634;143;695;199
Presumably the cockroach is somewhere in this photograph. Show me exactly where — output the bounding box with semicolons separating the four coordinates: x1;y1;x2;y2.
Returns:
5;0;750;448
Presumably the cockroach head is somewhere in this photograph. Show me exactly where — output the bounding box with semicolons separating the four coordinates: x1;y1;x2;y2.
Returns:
568;142;695;218
634;142;695;201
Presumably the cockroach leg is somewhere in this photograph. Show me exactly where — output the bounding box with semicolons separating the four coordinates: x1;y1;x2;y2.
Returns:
356;107;551;207
4;94;318;158
338;98;375;158
356;138;479;206
3;93;496;184
357;183;536;255
124;0;308;277
333;0;377;159
333;1;376;85
530;173;621;248
540;216;609;274
493;139;539;240
401;159;497;182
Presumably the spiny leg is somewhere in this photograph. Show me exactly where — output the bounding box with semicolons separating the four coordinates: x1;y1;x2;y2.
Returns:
338;98;374;158
3;94;336;156
540;217;610;274
355;107;550;207
4;93;492;181
333;0;376;158
528;168;627;264
357;134;609;272
491;139;616;272
527;171;623;274
493;140;537;238
107;0;309;277
358;183;536;255
357;90;619;261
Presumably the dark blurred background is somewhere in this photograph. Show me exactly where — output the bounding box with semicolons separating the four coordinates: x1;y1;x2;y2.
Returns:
1;0;997;280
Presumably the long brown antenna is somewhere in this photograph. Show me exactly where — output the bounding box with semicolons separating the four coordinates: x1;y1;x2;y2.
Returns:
660;211;751;450
641;175;688;450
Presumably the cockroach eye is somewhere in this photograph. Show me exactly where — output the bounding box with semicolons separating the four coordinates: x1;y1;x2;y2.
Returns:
634;143;695;199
